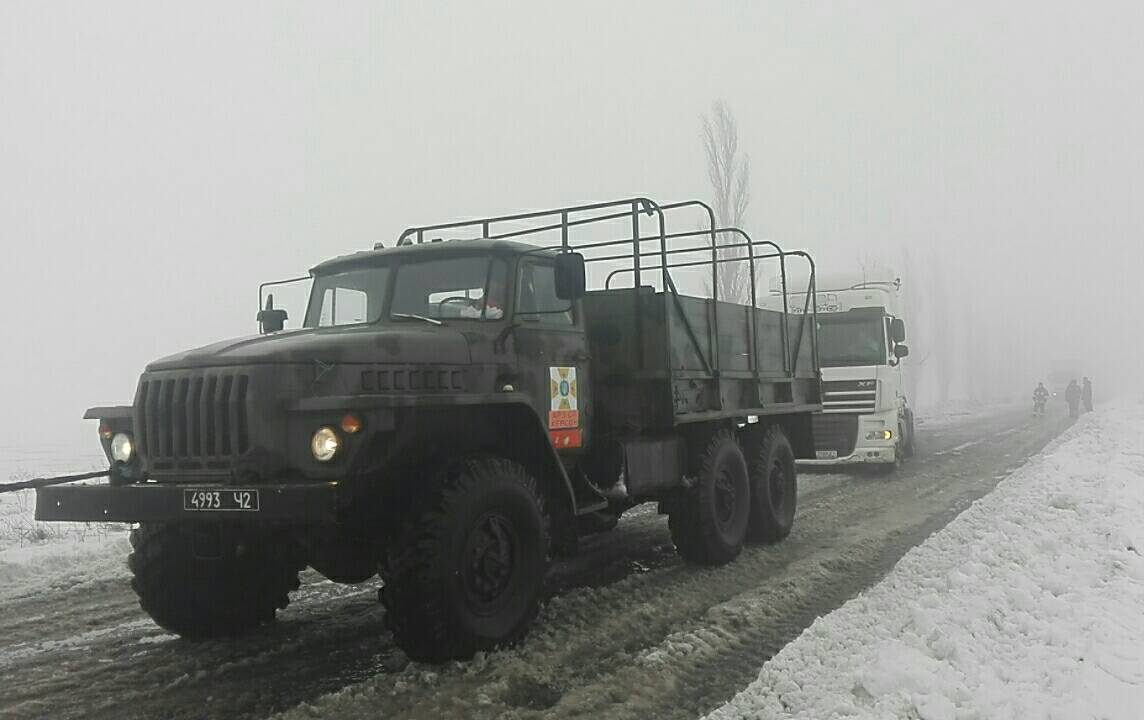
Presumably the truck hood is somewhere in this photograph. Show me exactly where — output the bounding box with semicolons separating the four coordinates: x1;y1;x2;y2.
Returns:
146;325;473;370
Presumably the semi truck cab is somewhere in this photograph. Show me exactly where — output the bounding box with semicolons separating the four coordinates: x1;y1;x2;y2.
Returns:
777;274;913;468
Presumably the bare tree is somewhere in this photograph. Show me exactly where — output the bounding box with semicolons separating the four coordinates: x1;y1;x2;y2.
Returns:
702;100;751;302
929;258;953;406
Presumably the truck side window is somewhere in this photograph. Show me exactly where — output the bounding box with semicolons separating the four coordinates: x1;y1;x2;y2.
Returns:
517;261;573;325
316;287;369;326
307;267;388;327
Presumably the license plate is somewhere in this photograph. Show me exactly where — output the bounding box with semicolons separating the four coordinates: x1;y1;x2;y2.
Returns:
816;450;839;460
183;489;260;512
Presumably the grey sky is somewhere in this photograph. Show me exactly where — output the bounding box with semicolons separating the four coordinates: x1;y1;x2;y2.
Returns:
2;1;1142;445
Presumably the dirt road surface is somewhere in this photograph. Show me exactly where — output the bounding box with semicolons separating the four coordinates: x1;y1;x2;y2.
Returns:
0;405;1072;720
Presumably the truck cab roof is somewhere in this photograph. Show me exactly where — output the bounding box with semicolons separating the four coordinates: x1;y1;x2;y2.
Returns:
310;238;555;275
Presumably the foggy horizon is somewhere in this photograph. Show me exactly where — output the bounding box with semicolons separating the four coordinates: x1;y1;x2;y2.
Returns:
4;1;1143;446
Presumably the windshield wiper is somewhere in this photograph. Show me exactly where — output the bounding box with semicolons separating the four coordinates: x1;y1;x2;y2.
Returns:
392;313;444;327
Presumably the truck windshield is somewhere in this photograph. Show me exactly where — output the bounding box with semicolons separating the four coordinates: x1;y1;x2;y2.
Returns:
303;256;510;327
391;256;506;322
816;310;887;367
304;267;391;327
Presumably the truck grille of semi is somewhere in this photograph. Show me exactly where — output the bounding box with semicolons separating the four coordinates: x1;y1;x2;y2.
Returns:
821;380;877;414
135;371;251;469
812;414;859;457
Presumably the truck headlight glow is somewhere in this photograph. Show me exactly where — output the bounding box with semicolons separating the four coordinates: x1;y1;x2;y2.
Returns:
866;429;893;441
110;433;135;463
311;426;340;462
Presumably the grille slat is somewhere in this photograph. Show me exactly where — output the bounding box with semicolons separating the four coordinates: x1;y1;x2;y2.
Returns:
157;381;173;457
188;377;202;456
135;381;150;457
218;375;233;456
203;375;217;457
172;378;188;457
135;370;251;468
235;374;249;454
822;380;877;414
147;380;160;459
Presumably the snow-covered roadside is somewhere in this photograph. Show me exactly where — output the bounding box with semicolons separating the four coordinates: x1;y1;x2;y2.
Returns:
0;447;129;601
707;403;1144;720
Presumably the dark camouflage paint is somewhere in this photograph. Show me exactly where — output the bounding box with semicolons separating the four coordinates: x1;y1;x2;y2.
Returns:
40;238;821;528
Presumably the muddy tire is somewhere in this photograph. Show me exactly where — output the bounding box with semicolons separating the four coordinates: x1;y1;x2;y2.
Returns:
128;524;301;639
381;457;549;662
669;430;751;565
747;426;798;543
902;410;917;458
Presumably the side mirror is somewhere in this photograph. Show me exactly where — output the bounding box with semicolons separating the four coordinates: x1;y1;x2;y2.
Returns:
257;294;288;333
554;252;586;300
890;318;906;343
894;343;910;359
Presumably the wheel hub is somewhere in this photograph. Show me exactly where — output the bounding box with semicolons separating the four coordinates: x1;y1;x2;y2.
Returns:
769;461;786;508
462;513;517;611
714;469;737;525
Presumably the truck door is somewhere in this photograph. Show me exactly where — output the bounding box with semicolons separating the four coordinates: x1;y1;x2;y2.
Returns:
513;258;590;454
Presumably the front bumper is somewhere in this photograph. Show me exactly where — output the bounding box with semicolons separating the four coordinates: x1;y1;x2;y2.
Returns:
799;445;898;466
35;482;339;524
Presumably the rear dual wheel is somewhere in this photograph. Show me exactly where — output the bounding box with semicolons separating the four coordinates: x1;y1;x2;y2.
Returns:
747;426;798;543
669;431;752;565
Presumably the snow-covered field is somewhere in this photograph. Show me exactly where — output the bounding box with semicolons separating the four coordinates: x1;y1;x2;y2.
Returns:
708;402;1144;720
0;443;127;603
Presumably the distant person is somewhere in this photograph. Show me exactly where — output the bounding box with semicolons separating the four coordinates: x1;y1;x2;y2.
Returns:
1033;382;1049;416
1065;379;1081;419
1082;377;1094;413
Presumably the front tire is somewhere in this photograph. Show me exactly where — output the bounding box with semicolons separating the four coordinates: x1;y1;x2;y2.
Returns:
669;430;751;565
128;524;302;639
901;410;917;459
381;457;549;662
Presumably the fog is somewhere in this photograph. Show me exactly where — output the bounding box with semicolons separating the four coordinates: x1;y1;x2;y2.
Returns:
3;1;1142;447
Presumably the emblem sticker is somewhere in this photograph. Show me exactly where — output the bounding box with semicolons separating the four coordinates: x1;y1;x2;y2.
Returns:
548;366;579;429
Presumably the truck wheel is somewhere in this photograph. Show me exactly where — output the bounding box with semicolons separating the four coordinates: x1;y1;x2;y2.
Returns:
669;431;750;565
381;457;549;662
902;411;917;458
747;426;798;544
128;524;301;639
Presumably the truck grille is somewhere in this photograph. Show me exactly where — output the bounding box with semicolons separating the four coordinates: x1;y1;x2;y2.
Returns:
822;379;877;414
812;414;858;457
135;371;251;467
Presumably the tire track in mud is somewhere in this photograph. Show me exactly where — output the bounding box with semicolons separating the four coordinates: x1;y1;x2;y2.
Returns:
0;406;1070;720
269;407;1070;720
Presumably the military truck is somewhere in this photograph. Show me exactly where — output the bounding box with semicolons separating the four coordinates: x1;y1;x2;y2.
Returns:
37;197;821;661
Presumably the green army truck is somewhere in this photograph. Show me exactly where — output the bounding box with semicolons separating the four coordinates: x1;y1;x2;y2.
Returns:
37;197;822;661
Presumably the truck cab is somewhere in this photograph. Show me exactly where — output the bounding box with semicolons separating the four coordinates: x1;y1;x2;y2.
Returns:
773;273;913;468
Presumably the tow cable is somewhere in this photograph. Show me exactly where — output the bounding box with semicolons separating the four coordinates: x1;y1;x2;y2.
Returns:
0;470;110;494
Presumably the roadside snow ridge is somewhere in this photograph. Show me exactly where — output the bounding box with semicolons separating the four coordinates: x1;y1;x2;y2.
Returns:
707;403;1144;720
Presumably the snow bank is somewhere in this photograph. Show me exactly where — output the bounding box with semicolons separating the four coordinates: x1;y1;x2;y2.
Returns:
708;403;1144;720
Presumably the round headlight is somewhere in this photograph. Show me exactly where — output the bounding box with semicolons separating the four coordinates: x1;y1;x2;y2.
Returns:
110;433;134;463
310;426;340;462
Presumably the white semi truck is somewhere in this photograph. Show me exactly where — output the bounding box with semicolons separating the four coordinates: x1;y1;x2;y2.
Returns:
771;272;914;469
